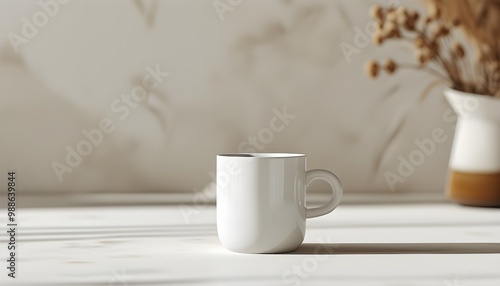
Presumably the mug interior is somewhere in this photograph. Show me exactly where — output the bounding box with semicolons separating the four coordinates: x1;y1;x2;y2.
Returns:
217;153;305;158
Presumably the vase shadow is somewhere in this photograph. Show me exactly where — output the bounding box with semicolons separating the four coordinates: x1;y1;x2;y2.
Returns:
291;242;500;255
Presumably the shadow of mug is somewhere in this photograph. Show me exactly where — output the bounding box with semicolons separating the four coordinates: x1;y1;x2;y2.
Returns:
291;242;500;255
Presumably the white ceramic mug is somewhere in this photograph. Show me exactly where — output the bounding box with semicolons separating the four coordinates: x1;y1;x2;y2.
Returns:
216;153;343;253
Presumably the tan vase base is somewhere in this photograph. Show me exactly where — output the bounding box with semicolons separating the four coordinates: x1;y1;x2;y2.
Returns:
448;171;500;207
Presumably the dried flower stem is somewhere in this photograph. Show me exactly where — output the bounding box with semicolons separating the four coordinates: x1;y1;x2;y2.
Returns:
366;2;500;97
398;63;451;84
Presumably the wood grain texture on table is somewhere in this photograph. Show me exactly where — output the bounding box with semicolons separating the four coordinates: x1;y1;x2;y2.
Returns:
0;204;499;286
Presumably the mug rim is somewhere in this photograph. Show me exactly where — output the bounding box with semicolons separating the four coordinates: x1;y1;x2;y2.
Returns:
217;153;305;158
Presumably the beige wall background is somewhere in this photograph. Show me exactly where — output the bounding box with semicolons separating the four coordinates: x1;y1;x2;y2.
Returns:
0;0;455;194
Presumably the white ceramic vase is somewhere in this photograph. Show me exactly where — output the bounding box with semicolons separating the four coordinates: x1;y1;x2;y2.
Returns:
445;89;500;206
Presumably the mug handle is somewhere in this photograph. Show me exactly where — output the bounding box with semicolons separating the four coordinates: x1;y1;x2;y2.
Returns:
306;169;343;218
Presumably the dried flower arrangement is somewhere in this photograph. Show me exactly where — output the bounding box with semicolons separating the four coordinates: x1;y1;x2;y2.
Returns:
364;0;500;97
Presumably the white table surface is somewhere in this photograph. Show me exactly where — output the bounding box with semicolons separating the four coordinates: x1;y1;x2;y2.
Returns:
1;203;500;286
